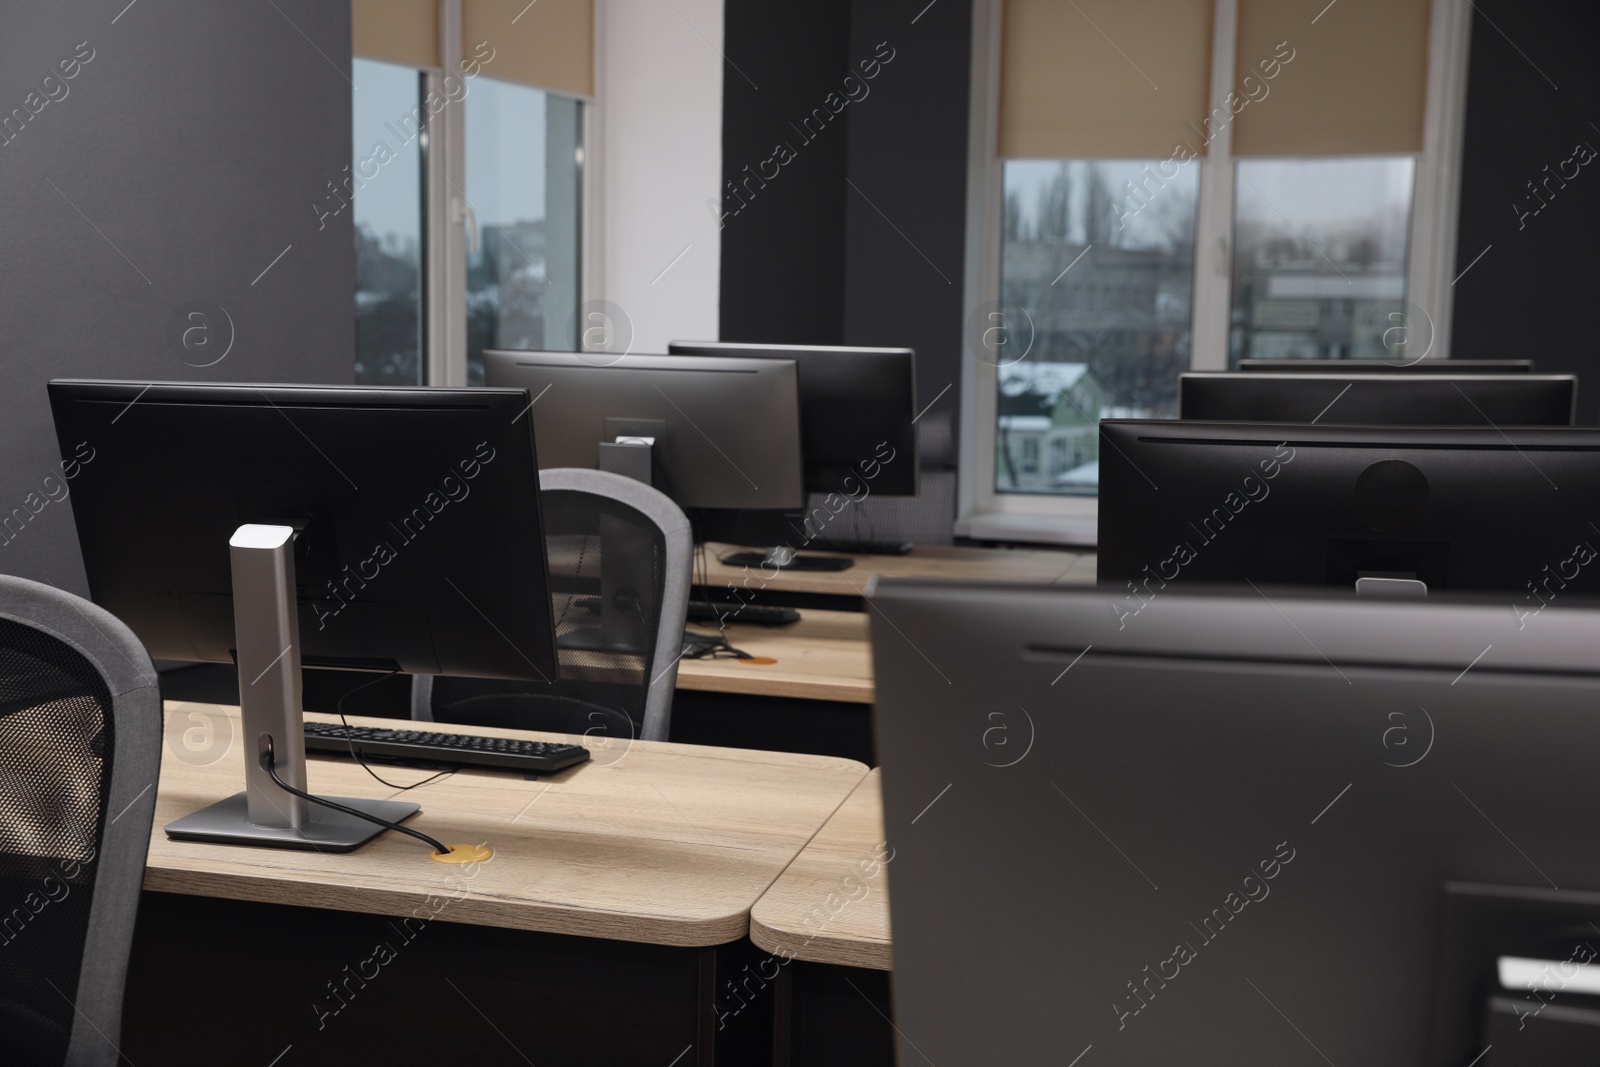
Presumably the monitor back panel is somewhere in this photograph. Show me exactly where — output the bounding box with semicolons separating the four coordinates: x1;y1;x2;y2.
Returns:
869;581;1600;1066
484;350;805;511
48;380;557;679
1179;373;1576;425
668;341;919;496
1238;359;1535;374
1097;420;1600;598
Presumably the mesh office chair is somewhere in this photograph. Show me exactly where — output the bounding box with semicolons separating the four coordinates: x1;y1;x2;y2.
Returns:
414;468;693;742
0;574;161;1067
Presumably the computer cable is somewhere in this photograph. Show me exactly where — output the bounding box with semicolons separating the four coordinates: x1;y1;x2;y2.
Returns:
680;630;754;661
331;668;459;792
262;742;454;857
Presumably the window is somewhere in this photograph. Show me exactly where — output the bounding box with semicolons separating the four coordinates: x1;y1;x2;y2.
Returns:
351;0;594;387
352;58;427;386
997;160;1197;495
963;0;1466;536
1231;157;1415;365
464;79;583;385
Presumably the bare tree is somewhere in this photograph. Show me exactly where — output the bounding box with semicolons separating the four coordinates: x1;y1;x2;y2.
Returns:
1084;163;1119;248
1038;163;1073;242
1004;188;1027;242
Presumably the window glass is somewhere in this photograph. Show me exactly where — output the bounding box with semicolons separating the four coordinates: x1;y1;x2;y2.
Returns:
352;58;426;386
1230;157;1416;364
465;77;583;385
997;159;1199;495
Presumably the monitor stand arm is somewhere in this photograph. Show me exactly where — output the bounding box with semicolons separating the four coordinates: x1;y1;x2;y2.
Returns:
162;524;420;852
599;439;655;486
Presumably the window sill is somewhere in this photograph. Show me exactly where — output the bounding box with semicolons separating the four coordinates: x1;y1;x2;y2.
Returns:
954;510;1098;548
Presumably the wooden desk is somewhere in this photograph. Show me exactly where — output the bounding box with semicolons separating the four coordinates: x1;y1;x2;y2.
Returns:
146;703;867;947
127;703;868;1065
676;608;874;705
701;542;1096;600
751;768;889;970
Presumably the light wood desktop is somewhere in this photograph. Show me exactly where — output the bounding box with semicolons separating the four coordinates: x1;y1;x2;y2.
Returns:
676;549;1098;706
751;767;890;970
701;542;1096;598
146;702;868;947
676;608;874;704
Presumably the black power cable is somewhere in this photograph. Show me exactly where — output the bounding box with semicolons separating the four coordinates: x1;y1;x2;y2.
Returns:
263;746;452;857
332;668;458;792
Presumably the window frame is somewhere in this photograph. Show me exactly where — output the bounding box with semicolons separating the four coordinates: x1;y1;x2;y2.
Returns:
405;0;596;386
956;0;1475;546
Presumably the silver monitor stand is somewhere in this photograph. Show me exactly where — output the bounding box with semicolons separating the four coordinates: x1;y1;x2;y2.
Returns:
163;524;420;852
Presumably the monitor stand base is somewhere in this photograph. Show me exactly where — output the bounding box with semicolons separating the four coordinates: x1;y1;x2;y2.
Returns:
165;792;421;853
721;546;855;572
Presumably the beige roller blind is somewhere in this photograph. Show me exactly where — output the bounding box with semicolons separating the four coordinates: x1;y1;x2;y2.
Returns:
1232;0;1431;156
352;0;439;69
463;0;594;98
1000;0;1215;159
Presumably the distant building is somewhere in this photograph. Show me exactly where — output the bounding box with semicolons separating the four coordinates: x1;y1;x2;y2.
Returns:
997;362;1104;492
1001;239;1191;419
1231;257;1408;362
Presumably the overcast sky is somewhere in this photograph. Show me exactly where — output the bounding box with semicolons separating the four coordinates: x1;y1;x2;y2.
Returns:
352;58;550;242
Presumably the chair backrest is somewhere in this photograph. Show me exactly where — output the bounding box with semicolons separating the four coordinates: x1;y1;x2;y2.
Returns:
0;574;160;1067
416;468;692;742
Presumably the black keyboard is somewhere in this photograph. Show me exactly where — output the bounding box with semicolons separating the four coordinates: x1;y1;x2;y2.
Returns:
303;721;591;773
805;538;914;556
686;601;800;626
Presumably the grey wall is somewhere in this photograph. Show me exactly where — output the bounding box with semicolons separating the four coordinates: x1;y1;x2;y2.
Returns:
718;0;972;424
0;0;355;592
842;0;971;439
1451;0;1600;422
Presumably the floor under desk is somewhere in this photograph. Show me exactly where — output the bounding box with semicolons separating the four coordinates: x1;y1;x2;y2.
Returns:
122;891;775;1066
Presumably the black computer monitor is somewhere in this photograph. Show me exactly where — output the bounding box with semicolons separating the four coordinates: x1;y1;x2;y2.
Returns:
869;579;1600;1063
482;349;805;512
49;380;558;678
1179;372;1577;425
667;341;920;566
1239;358;1535;374
1097;419;1600;599
48;379;560;851
665;341;919;497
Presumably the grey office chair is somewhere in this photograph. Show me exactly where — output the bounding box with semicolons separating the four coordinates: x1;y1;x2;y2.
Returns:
414;468;693;742
0;574;161;1067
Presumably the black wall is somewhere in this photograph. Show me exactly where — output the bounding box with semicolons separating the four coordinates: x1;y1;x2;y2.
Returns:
0;0;356;590
842;0;971;433
1452;0;1600;423
719;0;971;433
719;1;853;345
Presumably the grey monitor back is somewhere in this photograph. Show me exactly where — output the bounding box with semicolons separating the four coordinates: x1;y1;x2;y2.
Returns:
1096;420;1600;597
1239;359;1536;374
869;579;1600;1065
666;340;919;497
483;349;804;511
1179;372;1577;425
